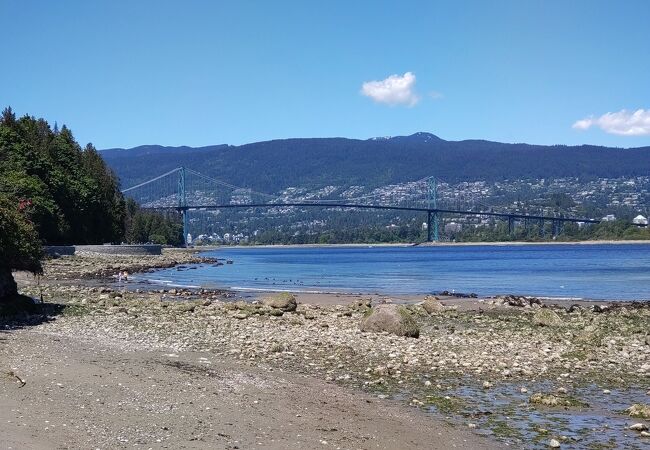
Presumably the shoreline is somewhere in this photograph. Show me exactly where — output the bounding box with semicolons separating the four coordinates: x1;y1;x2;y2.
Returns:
130;276;646;304
128;276;648;306
129;271;649;304
195;239;650;250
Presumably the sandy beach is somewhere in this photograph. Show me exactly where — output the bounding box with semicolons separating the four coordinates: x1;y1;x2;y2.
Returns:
1;329;494;450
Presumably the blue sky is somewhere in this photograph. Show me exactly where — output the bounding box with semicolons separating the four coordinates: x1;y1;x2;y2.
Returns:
2;1;649;149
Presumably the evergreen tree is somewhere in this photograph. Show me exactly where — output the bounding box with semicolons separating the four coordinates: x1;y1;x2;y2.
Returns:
0;108;127;245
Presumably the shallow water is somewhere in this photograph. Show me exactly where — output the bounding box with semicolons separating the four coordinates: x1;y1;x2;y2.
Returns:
136;244;650;300
419;381;649;449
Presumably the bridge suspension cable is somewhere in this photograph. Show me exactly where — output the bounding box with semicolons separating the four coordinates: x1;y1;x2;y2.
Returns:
183;168;277;201
121;168;183;193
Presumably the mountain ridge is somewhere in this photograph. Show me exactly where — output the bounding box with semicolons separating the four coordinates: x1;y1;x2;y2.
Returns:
100;133;650;192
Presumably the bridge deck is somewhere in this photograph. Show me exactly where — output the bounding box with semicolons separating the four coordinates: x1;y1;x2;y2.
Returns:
144;202;601;224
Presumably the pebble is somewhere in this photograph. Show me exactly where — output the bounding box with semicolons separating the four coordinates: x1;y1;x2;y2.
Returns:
549;438;561;448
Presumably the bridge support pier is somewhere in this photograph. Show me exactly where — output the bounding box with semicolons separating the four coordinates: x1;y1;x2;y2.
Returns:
507;215;515;234
182;209;189;247
551;219;563;238
426;210;440;242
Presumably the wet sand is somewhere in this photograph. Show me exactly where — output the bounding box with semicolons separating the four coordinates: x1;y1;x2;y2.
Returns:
1;330;495;450
280;291;616;311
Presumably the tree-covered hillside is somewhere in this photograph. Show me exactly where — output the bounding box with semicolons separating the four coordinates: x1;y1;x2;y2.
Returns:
102;132;650;192
1;108;126;245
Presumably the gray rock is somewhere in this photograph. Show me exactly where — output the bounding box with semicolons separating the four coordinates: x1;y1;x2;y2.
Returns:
626;403;650;419
360;304;420;338
262;293;297;312
532;308;564;327
422;297;445;314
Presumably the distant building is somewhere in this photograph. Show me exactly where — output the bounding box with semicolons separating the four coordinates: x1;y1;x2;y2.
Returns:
601;214;616;222
633;215;648;226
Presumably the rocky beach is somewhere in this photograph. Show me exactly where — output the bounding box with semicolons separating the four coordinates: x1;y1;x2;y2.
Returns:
2;249;650;449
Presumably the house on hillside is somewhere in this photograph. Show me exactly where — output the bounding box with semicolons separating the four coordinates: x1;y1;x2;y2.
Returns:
633;215;648;226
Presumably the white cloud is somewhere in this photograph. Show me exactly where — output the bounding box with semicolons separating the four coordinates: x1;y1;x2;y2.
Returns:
361;72;420;106
572;109;650;136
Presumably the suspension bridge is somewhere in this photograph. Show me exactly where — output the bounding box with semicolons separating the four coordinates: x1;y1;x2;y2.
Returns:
121;167;602;246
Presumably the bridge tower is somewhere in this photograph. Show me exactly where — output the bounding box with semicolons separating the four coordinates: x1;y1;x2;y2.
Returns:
551;218;564;238
507;215;515;234
427;177;439;242
178;167;189;246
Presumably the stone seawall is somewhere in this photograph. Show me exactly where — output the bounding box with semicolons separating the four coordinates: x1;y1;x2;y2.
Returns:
45;244;162;256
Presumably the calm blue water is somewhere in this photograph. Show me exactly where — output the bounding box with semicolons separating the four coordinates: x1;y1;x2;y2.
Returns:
137;244;650;300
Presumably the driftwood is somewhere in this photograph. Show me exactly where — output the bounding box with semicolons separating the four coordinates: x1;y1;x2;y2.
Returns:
6;370;26;387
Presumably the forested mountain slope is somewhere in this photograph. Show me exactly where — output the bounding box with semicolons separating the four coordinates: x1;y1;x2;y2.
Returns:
102;133;650;192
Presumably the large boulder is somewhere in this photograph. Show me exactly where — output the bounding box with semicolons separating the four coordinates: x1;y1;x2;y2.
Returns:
262;292;297;312
532;308;563;327
422;296;445;314
360;304;420;338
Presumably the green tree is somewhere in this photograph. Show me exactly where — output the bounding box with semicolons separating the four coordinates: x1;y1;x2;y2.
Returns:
123;199;183;246
0;193;43;300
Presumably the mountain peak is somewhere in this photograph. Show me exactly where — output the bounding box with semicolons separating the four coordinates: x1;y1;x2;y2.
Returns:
392;132;443;143
367;132;443;143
